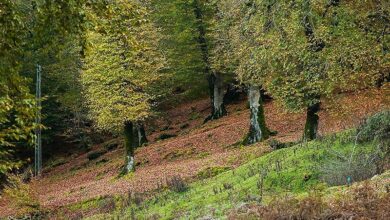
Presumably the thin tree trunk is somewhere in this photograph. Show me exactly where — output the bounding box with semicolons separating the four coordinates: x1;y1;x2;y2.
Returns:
123;121;135;174
205;73;227;122
303;102;320;141
137;123;148;146
244;85;271;145
212;73;227;118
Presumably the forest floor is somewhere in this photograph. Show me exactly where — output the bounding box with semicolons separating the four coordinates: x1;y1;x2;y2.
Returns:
0;88;388;218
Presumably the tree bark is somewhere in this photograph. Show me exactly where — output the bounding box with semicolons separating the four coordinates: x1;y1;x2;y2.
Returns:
205;73;227;122
303;102;320;141
136;123;148;147
212;73;227;118
244;85;271;145
123;121;135;174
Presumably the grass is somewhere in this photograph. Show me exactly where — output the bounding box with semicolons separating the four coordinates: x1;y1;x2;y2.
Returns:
85;129;379;219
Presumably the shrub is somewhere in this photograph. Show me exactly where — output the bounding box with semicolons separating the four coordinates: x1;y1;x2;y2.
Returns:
197;166;230;180
229;182;390;220
104;141;119;151
268;139;285;150
46;158;67;169
180;123;190;129
87;150;107;161
319;114;388;186
320;148;380;186
166;175;188;192
357;110;390;144
3;173;41;216
99;197;116;213
158;133;177;140
189;112;201;120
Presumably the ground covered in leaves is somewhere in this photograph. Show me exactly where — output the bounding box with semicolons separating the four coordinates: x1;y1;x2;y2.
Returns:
0;89;388;218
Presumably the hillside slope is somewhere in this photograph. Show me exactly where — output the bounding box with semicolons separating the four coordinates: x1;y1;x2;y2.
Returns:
0;89;388;218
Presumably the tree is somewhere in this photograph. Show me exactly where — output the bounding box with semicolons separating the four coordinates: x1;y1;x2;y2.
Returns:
151;0;209;104
213;0;388;143
212;0;273;144
81;0;165;174
0;0;37;175
153;0;234;121
258;0;388;140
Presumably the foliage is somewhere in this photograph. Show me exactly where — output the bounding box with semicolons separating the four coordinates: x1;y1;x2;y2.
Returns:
320;147;381;186
166;175;188;193
2;173;41;215
150;0;210;102
0;0;38;175
158;133;178;140
263;0;388;111
213;0;389;113
357;110;390;144
81;0;166;132
87;150;107;161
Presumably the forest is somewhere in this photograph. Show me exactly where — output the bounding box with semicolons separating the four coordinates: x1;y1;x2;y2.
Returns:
0;0;389;219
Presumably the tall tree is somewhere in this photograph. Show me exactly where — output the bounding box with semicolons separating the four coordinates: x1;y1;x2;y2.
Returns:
81;0;165;174
212;0;273;144
151;0;208;103
192;0;228;121
258;0;388;140
0;0;37;175
153;0;233;121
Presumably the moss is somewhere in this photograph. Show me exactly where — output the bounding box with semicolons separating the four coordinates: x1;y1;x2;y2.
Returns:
196;152;210;159
197;166;231;180
243;90;274;145
121;121;135;175
68;196;117;214
68;197;105;212
257;94;271;140
163;148;197;161
189;112;201;121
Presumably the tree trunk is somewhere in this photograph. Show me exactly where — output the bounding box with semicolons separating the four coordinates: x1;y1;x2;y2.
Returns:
123;121;135;174
212;73;227;119
303;102;320;141
244;86;271;145
205;73;227;122
136;123;148;147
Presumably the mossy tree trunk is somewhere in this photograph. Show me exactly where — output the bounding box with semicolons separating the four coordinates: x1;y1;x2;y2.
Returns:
244;85;271;145
303;102;320;141
123;121;135;174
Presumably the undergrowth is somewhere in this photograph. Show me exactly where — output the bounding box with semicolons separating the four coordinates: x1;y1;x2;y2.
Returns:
84;129;381;219
80;111;389;219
